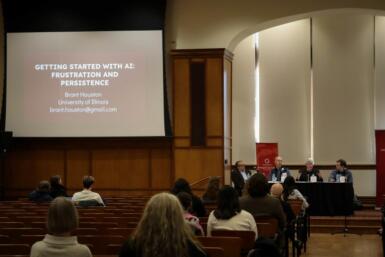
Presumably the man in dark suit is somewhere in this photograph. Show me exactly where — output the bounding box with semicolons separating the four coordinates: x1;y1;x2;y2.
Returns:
231;160;251;196
298;158;323;182
268;156;291;182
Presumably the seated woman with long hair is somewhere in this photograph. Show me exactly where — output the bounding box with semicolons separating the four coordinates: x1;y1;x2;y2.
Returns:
207;186;257;239
119;192;207;257
30;197;92;257
282;176;309;210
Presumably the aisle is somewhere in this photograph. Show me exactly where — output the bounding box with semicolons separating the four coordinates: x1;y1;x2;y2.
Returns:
303;233;383;257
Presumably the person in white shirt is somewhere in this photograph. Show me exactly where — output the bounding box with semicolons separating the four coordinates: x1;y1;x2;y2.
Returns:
282;176;309;210
30;197;92;257
207;186;257;239
72;175;104;206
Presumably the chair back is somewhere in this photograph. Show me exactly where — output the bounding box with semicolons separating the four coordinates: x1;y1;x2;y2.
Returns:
197;236;241;257
253;215;278;238
211;230;255;251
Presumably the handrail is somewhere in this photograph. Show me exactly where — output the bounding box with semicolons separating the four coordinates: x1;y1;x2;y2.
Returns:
190;176;222;188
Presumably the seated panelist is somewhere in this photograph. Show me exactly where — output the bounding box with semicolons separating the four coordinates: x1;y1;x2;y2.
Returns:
328;159;353;183
268;156;291;182
298;158;323;182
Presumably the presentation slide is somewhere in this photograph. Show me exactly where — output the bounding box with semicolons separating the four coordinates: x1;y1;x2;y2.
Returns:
6;31;165;137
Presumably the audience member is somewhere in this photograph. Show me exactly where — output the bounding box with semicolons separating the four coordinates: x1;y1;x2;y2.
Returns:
201;176;220;204
282;176;309;210
177;192;205;235
270;183;295;224
28;180;53;202
328;159;353;183
72;176;104;206
119;192;206;257
50;175;68;198
298;158;323;182
30;197;92;257
268;156;291;182
239;173;286;230
207;186;257;238
171;178;206;217
231;160;251;196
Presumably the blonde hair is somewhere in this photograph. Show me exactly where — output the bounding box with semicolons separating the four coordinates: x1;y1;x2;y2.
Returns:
47;197;79;235
134;192;202;257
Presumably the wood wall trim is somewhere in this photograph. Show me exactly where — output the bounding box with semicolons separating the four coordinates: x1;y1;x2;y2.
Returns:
171;49;233;61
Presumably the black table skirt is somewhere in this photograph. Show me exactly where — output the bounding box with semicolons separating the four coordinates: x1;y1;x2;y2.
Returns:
269;182;354;216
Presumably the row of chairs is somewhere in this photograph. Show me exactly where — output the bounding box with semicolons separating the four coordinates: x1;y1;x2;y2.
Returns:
0;197;306;257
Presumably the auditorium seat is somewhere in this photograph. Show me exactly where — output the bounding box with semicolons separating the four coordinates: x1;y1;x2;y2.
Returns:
0;235;10;244
253;216;279;238
203;247;224;257
211;230;255;253
197;236;242;257
77;235;125;254
104;227;135;236
19;234;44;245
0;227;45;238
0;222;24;228
0;244;30;255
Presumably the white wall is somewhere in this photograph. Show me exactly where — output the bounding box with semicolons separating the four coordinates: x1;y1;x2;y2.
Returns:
312;13;375;164
259;20;311;164
165;0;385;51
232;36;256;164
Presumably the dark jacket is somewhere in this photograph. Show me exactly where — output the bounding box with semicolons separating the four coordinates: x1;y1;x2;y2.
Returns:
231;169;251;196
50;184;68;198
239;195;287;230
28;191;53;202
298;168;323;182
119;238;207;257
268;167;291;182
191;195;206;217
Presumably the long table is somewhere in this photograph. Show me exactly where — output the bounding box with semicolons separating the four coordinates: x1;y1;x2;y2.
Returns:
270;182;355;216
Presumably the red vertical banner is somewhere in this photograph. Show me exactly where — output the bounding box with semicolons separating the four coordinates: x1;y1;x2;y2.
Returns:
256;143;278;177
375;130;385;207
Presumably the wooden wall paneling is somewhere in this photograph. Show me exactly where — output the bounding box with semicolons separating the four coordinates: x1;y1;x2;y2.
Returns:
190;59;207;146
206;58;224;137
173;58;191;138
4;149;65;190
150;149;172;189
206;137;224;147
66;150;91;191
174;148;223;185
92;149;150;190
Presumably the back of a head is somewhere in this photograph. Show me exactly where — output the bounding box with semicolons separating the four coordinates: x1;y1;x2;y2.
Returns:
205;176;220;199
337;159;347;168
270;183;283;199
134;192;196;257
82;175;95;189
177;191;192;211
47;197;78;235
248;173;268;198
283;176;296;201
38;180;51;193
50;175;61;187
214;185;240;220
283;176;295;190
171;178;192;195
